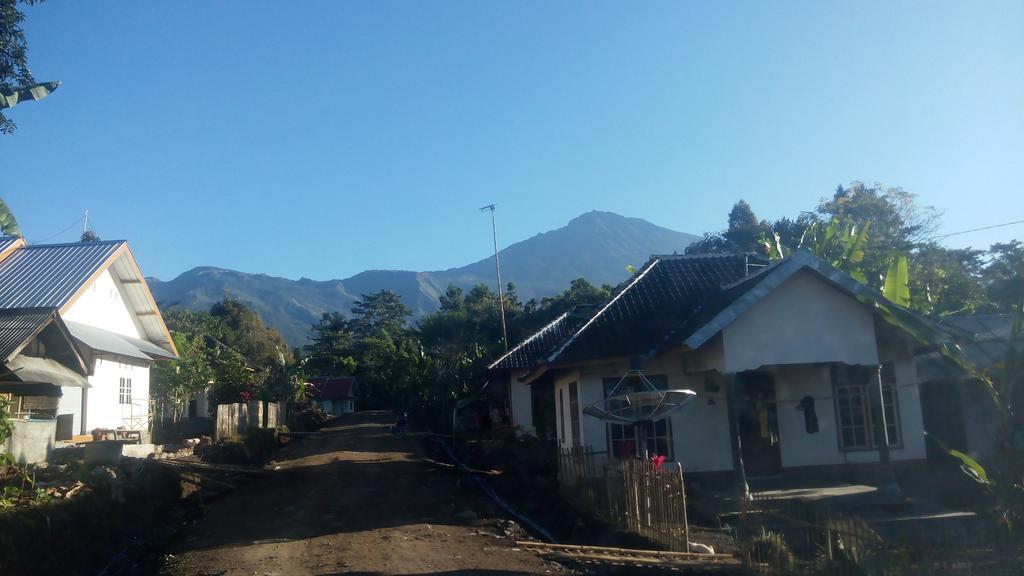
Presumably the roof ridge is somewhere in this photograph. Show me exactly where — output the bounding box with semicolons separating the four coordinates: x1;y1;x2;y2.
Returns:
21;239;127;249
547;258;663;363
487;311;570;370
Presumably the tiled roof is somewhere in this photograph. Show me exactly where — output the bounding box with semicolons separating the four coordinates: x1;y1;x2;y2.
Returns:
916;314;1016;380
308;376;356;400
547;253;767;365
0;240;125;309
0;307;57;362
489;312;574;371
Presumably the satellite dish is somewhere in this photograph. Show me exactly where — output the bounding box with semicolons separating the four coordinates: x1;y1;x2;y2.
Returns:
582;369;696;459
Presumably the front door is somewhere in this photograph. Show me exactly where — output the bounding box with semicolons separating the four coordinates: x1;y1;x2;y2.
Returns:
737;371;782;476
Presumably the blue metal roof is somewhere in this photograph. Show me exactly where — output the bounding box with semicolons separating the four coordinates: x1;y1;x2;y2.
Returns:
0;237;21;255
0;240;125;309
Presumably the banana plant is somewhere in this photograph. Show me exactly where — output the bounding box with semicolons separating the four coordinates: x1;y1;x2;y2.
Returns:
0;198;22;238
0;81;59;110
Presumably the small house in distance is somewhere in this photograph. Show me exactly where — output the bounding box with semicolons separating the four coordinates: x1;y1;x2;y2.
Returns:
494;250;951;487
307;376;357;415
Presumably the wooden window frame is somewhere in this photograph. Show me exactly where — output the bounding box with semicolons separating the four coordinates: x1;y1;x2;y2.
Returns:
603;375;673;460
119;377;132;405
831;364;903;452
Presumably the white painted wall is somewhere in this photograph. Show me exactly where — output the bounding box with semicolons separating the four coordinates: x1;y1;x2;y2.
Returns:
84;357;151;431
58;385;84;435
550;347;927;474
552;357;734;473
769;354;926;468
553;370;580;450
63;269;141;338
722;271;878;373
62;268;154;432
508;370;535;435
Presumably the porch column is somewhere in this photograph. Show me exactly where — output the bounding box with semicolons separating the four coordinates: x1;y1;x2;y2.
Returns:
725;373;750;501
869;365;902;498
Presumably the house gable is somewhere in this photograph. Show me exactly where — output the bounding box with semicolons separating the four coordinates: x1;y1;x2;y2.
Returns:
722;269;878;373
63;268;141;338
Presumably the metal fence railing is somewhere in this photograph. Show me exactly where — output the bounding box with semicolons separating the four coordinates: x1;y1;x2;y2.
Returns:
558;447;690;552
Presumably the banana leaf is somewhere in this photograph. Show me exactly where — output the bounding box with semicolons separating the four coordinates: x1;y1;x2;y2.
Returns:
882;255;910;308
1;81;60;110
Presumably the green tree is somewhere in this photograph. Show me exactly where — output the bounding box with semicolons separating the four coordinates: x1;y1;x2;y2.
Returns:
984;241;1024;313
304;312;357;377
80;229;100;242
151;309;219;420
349;290;411;340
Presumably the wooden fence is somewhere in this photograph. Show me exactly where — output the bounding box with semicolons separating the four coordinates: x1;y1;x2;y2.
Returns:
215;401;285;441
558;447;690;552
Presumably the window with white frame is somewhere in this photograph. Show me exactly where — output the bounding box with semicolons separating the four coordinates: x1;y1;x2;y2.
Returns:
832;364;901;450
603;375;672;459
119;377;132;405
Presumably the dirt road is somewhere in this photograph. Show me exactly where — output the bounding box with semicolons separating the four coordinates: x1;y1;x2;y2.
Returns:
159;412;564;576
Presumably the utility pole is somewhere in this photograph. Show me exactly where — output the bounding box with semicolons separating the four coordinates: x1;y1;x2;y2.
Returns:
479;204;508;351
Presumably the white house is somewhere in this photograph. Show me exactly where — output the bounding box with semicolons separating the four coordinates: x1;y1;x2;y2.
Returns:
0;237;176;447
492;251;948;485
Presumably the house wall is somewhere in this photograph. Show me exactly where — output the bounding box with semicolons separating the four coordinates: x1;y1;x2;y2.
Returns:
63;269;153;432
507;370;535;435
551;347;926;474
553;370;580;450
63;269;141;338
552;357;735;473
84;357;150;431
58;385;84;435
722;270;878;373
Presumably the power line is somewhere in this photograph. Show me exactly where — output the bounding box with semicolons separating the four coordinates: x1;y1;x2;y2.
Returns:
929;219;1024;241
29;215;85;244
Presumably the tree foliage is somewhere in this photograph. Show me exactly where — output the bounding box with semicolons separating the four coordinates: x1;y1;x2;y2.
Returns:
1;1;56;133
152;298;300;415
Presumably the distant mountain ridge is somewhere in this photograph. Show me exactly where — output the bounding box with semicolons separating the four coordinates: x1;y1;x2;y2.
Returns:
149;211;699;346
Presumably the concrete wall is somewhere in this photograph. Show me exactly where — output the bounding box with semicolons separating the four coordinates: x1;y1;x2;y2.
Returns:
84;357;151;432
722;270;879;373
63;269;141;338
4;420;56;464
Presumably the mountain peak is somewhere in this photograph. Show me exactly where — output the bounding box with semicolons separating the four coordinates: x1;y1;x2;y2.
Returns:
151;212;699;345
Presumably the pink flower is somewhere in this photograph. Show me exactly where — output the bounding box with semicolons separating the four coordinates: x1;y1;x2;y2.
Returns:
651;454;666;470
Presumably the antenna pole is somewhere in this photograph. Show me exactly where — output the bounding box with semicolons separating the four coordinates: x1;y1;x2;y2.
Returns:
480;204;509;351
83;210;89;235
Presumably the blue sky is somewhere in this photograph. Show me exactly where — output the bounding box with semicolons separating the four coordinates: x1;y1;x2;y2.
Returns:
4;1;1022;281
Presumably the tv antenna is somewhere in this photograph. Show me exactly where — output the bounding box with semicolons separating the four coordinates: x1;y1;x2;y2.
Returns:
479;204;508;350
583;369;696;459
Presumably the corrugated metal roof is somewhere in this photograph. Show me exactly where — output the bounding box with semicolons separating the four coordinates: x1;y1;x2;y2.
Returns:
64;320;154;361
0;236;22;256
0;307;56;362
0;240;125;309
